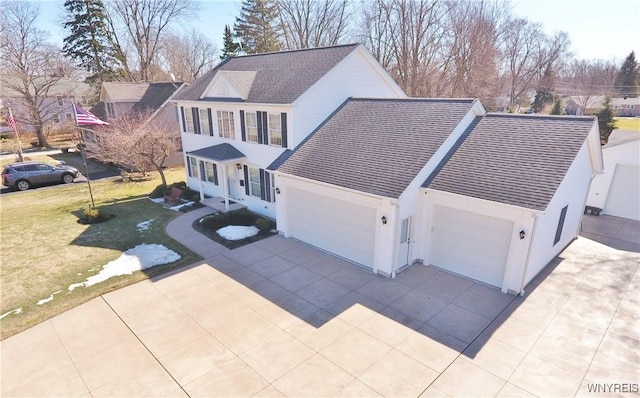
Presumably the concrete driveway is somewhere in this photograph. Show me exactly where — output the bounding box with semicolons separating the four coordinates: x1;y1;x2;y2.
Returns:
1;213;638;397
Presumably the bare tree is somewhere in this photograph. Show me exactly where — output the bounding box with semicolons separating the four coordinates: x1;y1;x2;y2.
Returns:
97;110;178;186
0;1;69;146
160;29;218;82
105;0;198;82
278;0;350;49
557;59;617;113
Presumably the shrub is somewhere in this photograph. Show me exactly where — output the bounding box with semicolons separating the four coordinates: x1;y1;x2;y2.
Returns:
83;207;109;223
255;218;273;231
149;184;167;199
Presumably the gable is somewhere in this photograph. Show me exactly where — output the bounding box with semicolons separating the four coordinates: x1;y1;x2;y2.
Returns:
202;71;256;100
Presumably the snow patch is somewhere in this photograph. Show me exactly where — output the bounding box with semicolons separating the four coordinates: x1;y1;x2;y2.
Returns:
149;197;164;203
0;308;23;320
68;244;181;291
169;201;194;211
37;290;61;305
217;225;259;240
137;219;155;232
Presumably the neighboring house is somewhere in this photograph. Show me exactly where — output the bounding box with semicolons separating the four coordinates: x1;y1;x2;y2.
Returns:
586;130;640;220
0;76;93;134
563;95;604;116
275;109;603;295
172;44;406;217
611;96;640;117
84;81;186;152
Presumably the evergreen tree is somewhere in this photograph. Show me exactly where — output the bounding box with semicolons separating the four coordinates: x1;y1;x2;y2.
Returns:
234;0;282;54
62;0;122;85
614;51;639;97
550;96;564;115
531;64;555;113
596;96;618;145
220;25;239;60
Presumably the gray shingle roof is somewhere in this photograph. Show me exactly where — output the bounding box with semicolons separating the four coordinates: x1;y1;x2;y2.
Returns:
186;143;245;161
423;113;597;211
130;82;184;115
173;44;360;104
277;98;476;198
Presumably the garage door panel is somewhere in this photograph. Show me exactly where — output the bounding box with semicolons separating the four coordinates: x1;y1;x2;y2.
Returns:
604;164;640;220
430;205;513;287
287;188;376;268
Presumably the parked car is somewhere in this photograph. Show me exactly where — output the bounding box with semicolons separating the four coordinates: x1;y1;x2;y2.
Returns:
2;161;80;191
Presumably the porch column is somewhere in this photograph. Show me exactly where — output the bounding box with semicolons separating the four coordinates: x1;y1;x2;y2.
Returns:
221;163;230;212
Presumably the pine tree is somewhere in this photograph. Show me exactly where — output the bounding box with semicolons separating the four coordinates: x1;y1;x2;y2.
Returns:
220;25;239;60
62;0;122;85
531;64;555;113
550;96;564;115
234;0;282;54
614;51;639;97
596;96;618;145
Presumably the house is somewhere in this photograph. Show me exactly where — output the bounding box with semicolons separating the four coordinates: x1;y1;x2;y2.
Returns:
586;130;640;220
171;44;406;217
611;96;640;117
274;108;603;294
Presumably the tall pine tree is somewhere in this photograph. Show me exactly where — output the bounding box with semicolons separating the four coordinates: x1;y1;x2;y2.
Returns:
234;0;282;54
614;51;639;98
62;0;122;85
596;96;618;145
550;96;564;115
531;64;555;113
220;25;239;60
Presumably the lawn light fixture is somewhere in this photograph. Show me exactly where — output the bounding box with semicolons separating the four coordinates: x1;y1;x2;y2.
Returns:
519;230;526;240
275;187;281;194
236;163;242;170
381;216;387;225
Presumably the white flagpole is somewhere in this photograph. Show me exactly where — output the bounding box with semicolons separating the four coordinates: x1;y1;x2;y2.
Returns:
7;107;24;162
73;102;96;209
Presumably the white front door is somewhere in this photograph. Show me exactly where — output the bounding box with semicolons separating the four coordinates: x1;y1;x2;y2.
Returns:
226;164;238;199
398;217;412;268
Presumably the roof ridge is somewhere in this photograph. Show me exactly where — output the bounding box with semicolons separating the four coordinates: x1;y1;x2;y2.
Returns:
349;97;475;103
485;113;596;121
227;43;360;60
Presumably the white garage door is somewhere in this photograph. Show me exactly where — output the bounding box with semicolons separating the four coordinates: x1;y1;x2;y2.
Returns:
604;164;640;220
429;205;514;287
287;188;376;269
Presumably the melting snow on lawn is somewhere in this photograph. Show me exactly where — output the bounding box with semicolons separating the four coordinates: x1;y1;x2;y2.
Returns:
37;290;62;305
217;225;259;240
137;219;155;232
169;201;194;211
0;308;23;320
68;244;181;291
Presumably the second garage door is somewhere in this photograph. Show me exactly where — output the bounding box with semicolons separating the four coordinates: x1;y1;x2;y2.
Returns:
604;164;640;220
429;205;514;287
286;187;376;269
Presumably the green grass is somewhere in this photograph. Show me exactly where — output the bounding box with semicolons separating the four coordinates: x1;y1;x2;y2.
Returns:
614;117;640;132
0;166;201;339
193;208;276;250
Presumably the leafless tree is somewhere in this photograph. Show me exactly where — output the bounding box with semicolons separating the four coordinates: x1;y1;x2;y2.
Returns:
277;0;351;49
0;1;70;146
160;29;218;82
556;59;618;113
105;0;198;82
97;110;178;186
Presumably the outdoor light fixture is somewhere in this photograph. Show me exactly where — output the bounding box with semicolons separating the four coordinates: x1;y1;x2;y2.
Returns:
381;216;387;225
236;163;242;170
519;230;526;240
275;187;281;194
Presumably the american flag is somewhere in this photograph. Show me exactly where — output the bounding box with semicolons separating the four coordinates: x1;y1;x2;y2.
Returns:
74;104;109;126
6;108;17;131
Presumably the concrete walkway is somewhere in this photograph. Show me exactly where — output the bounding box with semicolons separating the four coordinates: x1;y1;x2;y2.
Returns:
1;214;638;397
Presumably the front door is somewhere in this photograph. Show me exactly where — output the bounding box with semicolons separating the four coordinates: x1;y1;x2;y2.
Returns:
398;217;412;267
226;164;238;199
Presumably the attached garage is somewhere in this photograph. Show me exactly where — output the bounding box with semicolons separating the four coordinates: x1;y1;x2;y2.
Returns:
429;205;514;288
604;164;640;220
286;187;377;269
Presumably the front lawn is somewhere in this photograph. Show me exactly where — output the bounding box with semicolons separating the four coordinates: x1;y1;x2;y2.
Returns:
0;165;201;339
193;208;276;249
614;117;640;132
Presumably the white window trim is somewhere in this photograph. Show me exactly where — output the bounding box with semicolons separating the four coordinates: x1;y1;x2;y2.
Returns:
184;108;194;133
249;167;261;198
217;110;236;140
245;111;258;143
199;109;211;136
268;113;282;146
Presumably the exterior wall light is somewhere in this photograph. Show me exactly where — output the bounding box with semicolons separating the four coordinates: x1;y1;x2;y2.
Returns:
381;216;387;225
236;163;242;170
519;230;526;240
275;187;281;194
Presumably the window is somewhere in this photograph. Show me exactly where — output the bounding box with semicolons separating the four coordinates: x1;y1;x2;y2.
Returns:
268;113;282;146
66;113;73;121
203;162;218;184
217;111;235;139
554;205;568;245
400;218;410;243
249;167;261;198
56;96;63;106
187;156;199;178
52;114;60;123
184;108;194;133
270;173;276;203
199;109;211;135
245;112;258;142
106;103;115;118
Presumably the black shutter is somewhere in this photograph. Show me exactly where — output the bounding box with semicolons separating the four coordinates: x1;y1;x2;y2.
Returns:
199;161;206;181
192;108;200;134
256;112;264;144
243;165;250;195
261;112;269;144
186;156;192;177
208;108;214;136
259;169;266;201
213;163;218;185
240;110;246;141
554;205;568;245
180;107;186;132
281;112;288;148
264;171;272;202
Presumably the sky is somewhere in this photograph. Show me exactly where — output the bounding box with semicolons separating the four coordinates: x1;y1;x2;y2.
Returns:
35;0;640;63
